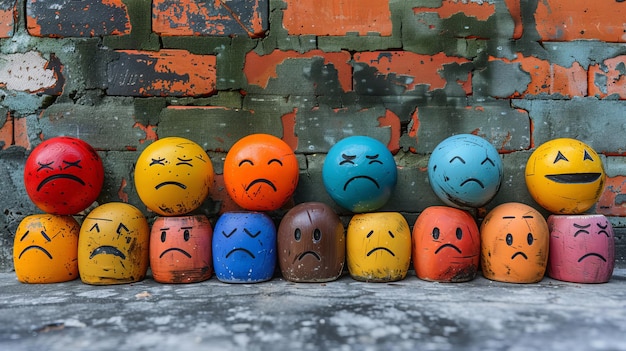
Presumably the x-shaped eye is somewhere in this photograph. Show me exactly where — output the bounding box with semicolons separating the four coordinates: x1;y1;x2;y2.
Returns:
37;161;54;171
63;160;82;169
150;158;166;166
340;154;356;165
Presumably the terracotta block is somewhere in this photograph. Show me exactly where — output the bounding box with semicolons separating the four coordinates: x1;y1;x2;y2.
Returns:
535;0;626;42
353;51;471;95
244;49;352;92
0;1;16;38
488;55;587;98
153;0;268;38
589;56;626;99
107;50;217;97
0;52;63;94
503;0;522;39
282;0;392;36
0;111;11;150
597;176;626;217
410;0;498;40
26;0;130;37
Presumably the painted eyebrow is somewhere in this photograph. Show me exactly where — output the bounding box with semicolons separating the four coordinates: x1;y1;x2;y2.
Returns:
450;156;466;164
597;223;608;229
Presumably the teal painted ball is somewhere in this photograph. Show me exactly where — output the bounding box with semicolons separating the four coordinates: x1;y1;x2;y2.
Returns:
322;136;397;213
428;134;503;208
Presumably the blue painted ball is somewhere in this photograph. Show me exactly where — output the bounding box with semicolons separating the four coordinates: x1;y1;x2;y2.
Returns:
428;134;503;208
322;136;397;213
212;211;276;283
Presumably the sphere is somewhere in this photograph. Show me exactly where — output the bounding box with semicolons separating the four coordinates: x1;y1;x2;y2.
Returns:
525;138;605;214
322;136;397;213
428;134;503;209
134;137;214;216
223;134;299;211
24;136;104;215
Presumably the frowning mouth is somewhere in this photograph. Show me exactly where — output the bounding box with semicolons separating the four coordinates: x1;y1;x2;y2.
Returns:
366;247;395;257
246;179;277;192
578;253;607;262
155;181;187;190
159;248;192;259
460;178;485;188
344;176;380;191
37;174;85;191
435;243;462;255
511;252;528;260
18;245;53;259
225;248;256;259
545;173;602;184
90;246;126;260
295;251;321;262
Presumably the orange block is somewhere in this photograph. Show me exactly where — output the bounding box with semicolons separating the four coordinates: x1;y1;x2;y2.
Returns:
589;56;626;99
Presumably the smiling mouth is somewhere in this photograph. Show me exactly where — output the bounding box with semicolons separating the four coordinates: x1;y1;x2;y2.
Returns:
545;173;602;184
460;178;485;188
159;248;192;259
366;247;395;257
155;181;187;190
246;179;277;192
296;251;321;262
511;252;528;260
344;176;380;191
18;245;53;259
225;248;256;259
578;253;607;262
90;246;126;260
435;243;462;255
37;174;85;191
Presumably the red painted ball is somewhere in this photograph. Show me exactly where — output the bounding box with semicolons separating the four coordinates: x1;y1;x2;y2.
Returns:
24;136;104;215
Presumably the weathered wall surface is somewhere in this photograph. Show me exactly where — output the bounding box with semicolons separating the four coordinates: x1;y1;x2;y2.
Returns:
0;0;625;271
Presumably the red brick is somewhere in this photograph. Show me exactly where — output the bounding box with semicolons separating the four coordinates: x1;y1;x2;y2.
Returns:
597;176;626;216
26;0;130;38
353;52;471;94
413;0;496;21
0;112;11;150
535;0;626;42
589;56;626;99
153;0;268;38
488;55;587;98
0;1;16;38
244;49;352;92
503;0;522;39
107;50;217;97
0;52;63;94
282;0;392;36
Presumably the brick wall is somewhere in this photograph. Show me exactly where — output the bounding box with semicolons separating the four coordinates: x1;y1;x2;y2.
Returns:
0;0;625;271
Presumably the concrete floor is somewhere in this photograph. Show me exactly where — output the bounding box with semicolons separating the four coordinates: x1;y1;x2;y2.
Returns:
1;269;626;351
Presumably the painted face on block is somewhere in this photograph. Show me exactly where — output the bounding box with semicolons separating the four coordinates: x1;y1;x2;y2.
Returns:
322;136;397;213
78;202;149;285
428;134;503;209
277;202;345;282
525;138;605;214
134;137;214;216
412;206;480;282
346;212;411;282
150;215;213;284
480;202;549;283
223;134;299;211
547;214;614;283
212;212;276;283
24;136;104;215
13;214;80;283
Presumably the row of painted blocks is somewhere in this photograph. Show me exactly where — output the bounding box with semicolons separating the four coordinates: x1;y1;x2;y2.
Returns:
14;201;615;286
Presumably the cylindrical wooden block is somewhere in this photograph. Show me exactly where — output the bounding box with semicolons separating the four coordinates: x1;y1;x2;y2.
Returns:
547;214;615;283
150;215;213;284
413;206;479;283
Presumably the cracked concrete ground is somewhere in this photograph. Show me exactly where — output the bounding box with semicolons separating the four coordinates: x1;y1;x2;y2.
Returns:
1;269;625;351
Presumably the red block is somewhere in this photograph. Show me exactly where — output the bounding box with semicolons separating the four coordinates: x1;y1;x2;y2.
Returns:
26;0;130;37
282;0;392;36
534;0;626;42
0;1;16;38
153;0;268;38
488;55;587;98
107;50;217;97
589;56;626;99
353;51;471;94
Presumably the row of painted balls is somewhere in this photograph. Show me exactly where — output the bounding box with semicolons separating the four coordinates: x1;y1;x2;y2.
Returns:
21;133;607;220
14;200;615;286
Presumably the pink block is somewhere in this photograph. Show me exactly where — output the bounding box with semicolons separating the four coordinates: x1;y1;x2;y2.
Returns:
547;214;615;284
